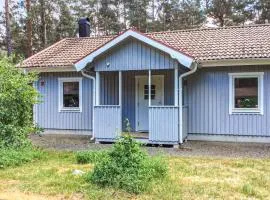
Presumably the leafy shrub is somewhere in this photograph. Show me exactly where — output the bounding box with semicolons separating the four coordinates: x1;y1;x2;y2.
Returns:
76;150;109;164
0;147;45;169
0;57;39;148
86;135;168;194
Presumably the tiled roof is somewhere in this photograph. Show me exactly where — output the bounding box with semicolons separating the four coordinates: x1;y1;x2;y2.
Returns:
146;24;270;61
22;36;114;68
21;24;270;68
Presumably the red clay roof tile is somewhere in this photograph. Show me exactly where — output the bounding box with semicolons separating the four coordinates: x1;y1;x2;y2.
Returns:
21;24;270;68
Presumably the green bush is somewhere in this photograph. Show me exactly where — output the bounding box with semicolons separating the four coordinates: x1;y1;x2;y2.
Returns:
86;135;168;194
0;57;39;148
76;150;109;164
0;147;45;169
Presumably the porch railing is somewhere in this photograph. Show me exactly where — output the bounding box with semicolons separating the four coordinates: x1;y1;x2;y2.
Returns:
94;105;122;141
149;106;179;144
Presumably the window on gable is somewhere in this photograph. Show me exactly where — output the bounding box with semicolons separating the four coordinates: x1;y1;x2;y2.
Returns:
229;73;263;114
59;78;82;112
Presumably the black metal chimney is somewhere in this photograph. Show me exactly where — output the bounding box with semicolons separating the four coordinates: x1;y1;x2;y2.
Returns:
78;17;91;37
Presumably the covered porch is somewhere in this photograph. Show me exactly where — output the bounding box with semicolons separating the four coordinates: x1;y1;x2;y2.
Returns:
93;69;188;145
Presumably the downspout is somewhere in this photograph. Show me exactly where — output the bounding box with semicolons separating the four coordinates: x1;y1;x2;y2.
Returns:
179;62;198;144
81;70;95;140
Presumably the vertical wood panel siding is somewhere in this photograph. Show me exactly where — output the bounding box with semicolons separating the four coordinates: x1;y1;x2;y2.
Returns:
149;106;179;144
93;38;178;71
34;72;92;130
187;66;270;136
182;106;188;139
100;72;119;105
94;106;121;140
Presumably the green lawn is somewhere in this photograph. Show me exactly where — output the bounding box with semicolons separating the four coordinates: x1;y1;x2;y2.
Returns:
0;151;270;200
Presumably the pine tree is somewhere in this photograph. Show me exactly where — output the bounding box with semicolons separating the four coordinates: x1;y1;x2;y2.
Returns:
206;0;234;27
231;0;255;25
26;0;32;56
5;0;12;56
254;0;270;23
124;0;150;32
56;0;76;39
98;0;121;35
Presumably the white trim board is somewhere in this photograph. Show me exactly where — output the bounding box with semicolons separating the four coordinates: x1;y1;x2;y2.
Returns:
135;75;164;132
228;72;264;115
74;29;194;71
58;77;83;112
200;59;270;67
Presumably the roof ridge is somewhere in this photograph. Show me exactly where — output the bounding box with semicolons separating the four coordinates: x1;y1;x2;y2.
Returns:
22;38;67;64
65;35;116;40
146;23;270;35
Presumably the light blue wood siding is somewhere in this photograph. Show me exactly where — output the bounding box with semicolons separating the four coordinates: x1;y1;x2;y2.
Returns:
93;38;178;71
94;105;121;140
182;106;188;139
149;106;179;144
100;72;119;105
34;72;93;130
187;66;270;136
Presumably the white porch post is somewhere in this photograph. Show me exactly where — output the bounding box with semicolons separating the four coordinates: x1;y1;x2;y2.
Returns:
174;68;179;106
119;71;122;133
119;71;122;106
148;70;151;107
96;71;100;106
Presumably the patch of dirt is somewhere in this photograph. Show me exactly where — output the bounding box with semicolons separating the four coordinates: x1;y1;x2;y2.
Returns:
0;190;84;200
0;191;58;200
0;179;85;200
30;134;270;158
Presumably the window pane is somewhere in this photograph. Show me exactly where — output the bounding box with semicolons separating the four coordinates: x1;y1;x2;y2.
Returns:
144;85;155;100
234;77;258;108
63;82;79;107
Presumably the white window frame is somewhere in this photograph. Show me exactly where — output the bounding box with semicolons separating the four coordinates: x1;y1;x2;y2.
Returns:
58;77;82;112
229;72;264;115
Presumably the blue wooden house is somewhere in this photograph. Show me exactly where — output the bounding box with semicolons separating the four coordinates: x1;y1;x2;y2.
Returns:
21;19;270;144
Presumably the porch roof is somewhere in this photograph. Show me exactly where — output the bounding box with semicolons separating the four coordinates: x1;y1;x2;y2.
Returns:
20;24;270;69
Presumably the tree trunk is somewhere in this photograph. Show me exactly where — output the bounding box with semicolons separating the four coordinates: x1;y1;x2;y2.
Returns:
5;0;12;56
26;0;33;57
219;16;224;27
39;0;47;48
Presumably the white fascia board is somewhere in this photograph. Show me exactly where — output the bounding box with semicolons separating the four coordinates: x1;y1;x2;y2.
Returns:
200;59;270;67
74;30;194;71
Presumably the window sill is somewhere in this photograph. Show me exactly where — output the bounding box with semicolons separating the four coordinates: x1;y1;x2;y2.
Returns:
59;108;82;113
230;109;263;115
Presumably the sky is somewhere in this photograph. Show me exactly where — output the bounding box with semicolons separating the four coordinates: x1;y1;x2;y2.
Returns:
0;1;3;12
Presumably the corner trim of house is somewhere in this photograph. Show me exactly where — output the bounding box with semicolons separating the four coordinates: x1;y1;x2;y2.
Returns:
188;134;270;143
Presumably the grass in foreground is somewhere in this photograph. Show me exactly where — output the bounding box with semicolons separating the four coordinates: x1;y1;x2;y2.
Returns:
0;151;270;200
